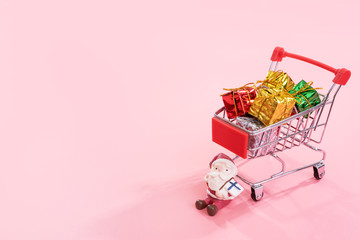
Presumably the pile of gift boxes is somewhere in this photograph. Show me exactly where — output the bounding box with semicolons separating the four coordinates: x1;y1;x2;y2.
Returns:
221;70;322;157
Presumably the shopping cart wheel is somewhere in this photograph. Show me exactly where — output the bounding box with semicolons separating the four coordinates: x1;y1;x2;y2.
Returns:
251;185;264;201
313;163;325;180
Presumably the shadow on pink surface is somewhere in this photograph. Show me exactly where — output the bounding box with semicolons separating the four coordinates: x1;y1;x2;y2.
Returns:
89;169;360;239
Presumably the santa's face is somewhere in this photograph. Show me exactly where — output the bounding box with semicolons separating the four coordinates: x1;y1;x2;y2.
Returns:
206;161;237;191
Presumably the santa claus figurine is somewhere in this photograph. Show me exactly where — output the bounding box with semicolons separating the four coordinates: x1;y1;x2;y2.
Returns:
195;153;243;216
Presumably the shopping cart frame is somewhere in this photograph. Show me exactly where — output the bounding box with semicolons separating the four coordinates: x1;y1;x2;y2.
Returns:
212;47;351;201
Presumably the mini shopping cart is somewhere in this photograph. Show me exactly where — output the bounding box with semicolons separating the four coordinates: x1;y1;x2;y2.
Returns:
212;47;351;201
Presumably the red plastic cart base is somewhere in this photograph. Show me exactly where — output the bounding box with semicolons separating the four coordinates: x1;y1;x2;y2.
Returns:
212;117;248;159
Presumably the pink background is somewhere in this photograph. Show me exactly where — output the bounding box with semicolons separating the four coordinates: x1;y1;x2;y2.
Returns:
1;1;360;239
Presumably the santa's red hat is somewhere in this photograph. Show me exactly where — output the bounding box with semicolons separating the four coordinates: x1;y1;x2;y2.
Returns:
209;153;235;168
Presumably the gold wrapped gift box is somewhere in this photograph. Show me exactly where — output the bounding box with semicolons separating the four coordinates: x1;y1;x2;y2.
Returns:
248;88;296;126
261;70;295;91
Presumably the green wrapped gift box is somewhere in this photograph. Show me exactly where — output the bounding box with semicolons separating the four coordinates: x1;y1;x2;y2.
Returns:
289;80;321;112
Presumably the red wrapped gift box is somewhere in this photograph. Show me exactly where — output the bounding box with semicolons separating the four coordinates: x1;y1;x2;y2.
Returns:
222;86;257;119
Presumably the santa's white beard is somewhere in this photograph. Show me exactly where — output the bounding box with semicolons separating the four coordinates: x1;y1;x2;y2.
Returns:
207;174;229;191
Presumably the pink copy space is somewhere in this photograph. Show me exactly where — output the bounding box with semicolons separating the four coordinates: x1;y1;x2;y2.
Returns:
0;0;360;240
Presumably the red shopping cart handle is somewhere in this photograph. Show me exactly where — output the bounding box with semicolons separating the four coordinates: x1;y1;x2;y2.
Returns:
271;47;351;86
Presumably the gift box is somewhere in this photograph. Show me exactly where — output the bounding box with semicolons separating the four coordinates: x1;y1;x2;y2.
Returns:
288;80;321;113
261;70;295;91
223;178;244;197
236;116;279;158
248;88;296;126
222;86;257;119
